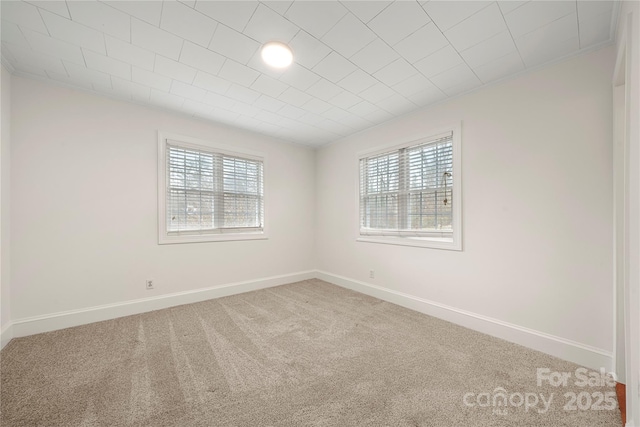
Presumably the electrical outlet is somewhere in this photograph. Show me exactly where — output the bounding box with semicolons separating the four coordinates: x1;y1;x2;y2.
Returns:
369;270;375;279
146;280;154;290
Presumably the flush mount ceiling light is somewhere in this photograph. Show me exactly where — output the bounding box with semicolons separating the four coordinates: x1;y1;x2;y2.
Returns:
261;42;293;68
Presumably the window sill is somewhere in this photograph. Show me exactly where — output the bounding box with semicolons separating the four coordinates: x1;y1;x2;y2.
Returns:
159;232;268;245
356;235;461;251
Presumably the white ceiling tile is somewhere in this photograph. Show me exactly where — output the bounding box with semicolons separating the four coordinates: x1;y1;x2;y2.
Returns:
348;100;379;117
64;60;112;87
254;119;282;132
44;69;91;89
27;1;70;19
217;59;260;86
378;93;416;115
154;55;197;83
1;20;30;48
368;1;430;45
243;3;300;43
1;0;48;34
195;1;259;32
373;58;417;87
169;80;207;101
202;92;236;109
160;1;218;47
83;49;131;80
422;1;492;31
261;1;293;15
150;88;185;109
336;69;377;94
182;99;213;116
312;51;357;83
322;106;351;122
285;1;348;38
40;10;106;55
460;30;518;68
179;1;196;8
350;38;399;74
392;22;448;64
278;63;321;91
302;98;332;115
577;0;613;22
473;51;525;83
179;41;225;75
278;87;312;107
132;66;172;91
23;28;85;65
192;71;231;94
429;63;480;92
321;13;377;58
340;1;391;23
67;0;130;41
497;1;528;15
579;11;612;47
306;78;343;101
104;1;162;26
254;108;284;123
251;74;289;98
209;24;260;65
504;0;576;38
515;12;578;65
361;108;394;123
131;18;183;60
329;90;362;109
225;84;261;104
441;77;482;97
359;82;395;104
288;30;331;69
253;95;286;113
406;85;446;106
111;76;151;101
105;35;155;71
444;3;506;52
392;73;437;98
2;42;67;74
278;104;306;119
414;45;463;78
298;111;326;125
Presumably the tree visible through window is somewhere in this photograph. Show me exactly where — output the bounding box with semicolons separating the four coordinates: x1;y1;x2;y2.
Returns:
158;133;265;244
359;131;458;244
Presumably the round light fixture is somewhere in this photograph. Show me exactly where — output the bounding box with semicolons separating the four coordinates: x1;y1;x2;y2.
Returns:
261;42;293;68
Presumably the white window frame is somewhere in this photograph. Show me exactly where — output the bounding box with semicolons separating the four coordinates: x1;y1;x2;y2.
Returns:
356;123;462;251
158;131;268;244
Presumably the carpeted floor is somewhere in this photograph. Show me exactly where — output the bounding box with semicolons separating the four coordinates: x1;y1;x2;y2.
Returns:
1;279;622;426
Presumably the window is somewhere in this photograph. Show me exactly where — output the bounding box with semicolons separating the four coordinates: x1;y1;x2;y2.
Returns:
357;125;461;250
158;132;266;244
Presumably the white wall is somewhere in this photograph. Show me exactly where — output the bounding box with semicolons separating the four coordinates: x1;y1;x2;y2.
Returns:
10;76;315;322
1;65;11;346
316;46;615;360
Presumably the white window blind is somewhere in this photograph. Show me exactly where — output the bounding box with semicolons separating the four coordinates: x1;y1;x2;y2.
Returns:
359;133;454;238
166;142;263;236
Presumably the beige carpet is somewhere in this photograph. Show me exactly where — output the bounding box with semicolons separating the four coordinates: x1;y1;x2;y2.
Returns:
1;279;621;426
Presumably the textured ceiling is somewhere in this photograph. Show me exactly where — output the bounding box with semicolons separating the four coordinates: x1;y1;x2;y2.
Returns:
1;0;617;146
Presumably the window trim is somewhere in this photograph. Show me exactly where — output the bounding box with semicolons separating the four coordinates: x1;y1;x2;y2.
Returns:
157;131;268;245
355;123;462;251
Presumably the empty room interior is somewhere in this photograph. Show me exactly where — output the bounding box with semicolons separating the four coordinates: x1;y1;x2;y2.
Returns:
0;0;639;425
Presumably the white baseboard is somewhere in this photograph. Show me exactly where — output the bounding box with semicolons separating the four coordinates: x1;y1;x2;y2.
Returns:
316;270;613;372
10;270;315;339
1;322;13;350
